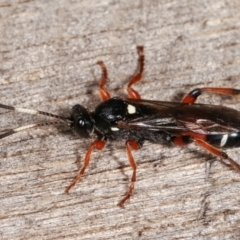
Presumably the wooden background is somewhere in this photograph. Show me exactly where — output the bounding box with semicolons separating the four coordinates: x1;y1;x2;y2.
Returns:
0;0;240;239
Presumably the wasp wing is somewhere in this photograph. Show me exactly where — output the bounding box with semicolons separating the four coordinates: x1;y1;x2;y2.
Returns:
116;99;240;134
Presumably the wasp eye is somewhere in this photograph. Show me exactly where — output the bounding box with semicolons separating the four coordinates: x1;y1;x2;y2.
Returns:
78;119;85;127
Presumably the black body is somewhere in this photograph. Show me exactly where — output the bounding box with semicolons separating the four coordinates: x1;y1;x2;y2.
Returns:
70;97;240;149
1;45;239;207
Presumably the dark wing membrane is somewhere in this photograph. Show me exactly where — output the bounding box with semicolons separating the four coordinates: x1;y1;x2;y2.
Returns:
116;99;240;134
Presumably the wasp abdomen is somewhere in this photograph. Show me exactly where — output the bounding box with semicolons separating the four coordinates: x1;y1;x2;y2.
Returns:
206;132;240;148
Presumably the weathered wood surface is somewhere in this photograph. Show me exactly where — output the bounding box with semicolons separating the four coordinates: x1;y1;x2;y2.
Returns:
0;0;240;239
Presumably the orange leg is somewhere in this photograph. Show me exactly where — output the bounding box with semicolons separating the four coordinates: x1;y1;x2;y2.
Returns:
174;131;240;171
66;140;106;193
118;140;140;207
127;46;144;99
182;87;240;104
172;136;192;146
195;139;240;171
97;61;111;101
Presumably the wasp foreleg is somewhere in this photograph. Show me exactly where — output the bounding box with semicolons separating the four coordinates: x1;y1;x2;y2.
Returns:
97;61;111;101
66;140;106;193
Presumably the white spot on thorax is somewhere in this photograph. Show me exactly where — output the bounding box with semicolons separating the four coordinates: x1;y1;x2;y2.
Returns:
220;134;228;147
111;127;119;131
127;104;136;114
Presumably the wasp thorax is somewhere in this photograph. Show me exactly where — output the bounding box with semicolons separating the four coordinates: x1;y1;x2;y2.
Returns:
70;104;93;138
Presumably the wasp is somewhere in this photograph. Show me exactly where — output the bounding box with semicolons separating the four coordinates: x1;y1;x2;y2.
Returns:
1;46;240;207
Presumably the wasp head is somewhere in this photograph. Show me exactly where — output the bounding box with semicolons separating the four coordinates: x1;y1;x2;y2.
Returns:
70;104;94;138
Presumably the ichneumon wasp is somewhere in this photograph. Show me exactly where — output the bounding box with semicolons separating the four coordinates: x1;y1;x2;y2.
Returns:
1;46;240;207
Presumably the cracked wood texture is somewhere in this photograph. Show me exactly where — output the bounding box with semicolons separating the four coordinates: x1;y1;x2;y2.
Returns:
0;0;240;239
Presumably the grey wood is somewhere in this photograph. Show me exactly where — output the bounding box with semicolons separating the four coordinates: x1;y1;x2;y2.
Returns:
0;0;240;239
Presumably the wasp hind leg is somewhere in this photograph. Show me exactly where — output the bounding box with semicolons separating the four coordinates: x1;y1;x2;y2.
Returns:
181;87;240;104
195;139;240;172
172;136;193;146
174;132;240;171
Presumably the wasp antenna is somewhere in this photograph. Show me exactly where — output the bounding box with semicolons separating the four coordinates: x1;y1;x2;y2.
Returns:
0;103;70;122
0;121;66;140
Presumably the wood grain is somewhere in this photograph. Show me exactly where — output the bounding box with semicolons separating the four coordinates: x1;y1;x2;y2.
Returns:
0;0;240;239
